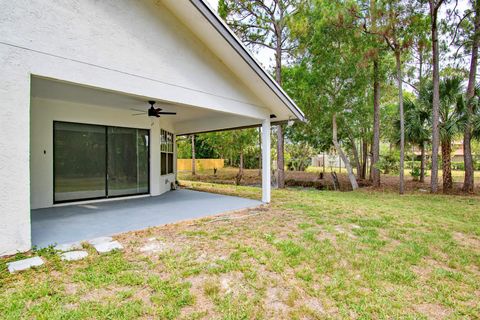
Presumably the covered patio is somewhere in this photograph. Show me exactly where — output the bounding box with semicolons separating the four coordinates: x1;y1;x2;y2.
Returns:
31;189;261;248
0;0;304;256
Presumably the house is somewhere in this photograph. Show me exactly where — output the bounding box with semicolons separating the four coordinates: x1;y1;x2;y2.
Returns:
412;141;478;163
0;0;304;255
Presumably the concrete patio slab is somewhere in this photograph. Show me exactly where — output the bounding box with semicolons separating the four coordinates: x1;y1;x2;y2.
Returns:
7;257;44;273
32;189;261;248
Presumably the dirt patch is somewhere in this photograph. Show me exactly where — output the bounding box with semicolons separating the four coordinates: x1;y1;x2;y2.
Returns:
219;272;245;295
80;286;130;302
414;303;451;319
304;297;326;315
453;232;480;252
265;287;288;315
138;239;176;254
181;274;217;319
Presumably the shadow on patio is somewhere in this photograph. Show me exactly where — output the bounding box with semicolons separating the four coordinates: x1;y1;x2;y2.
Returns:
31;189;261;248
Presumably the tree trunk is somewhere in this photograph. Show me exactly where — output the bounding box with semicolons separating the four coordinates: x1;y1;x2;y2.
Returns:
235;150;244;185
258;127;262;176
275;33;285;189
361;138;368;180
369;143;374;181
420;142;426;183
372;58;381;187
348;135;361;178
395;50;405;194
430;1;441;193
442;139;453;192
332;113;358;190
191;135;196;176
463;0;480;193
277;125;285;188
240;150;244;175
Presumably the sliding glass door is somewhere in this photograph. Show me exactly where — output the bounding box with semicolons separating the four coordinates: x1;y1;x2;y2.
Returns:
54;122;107;202
107;127;149;196
54;122;149;203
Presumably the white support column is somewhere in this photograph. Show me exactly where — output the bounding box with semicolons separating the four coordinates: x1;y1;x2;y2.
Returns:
261;118;271;203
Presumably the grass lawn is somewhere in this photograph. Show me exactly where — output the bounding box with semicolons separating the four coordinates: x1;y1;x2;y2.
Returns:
1;183;480;319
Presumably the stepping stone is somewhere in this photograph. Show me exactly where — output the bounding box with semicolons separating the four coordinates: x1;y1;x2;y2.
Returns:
87;236;113;245
61;250;88;261
55;241;83;252
93;241;123;254
7;256;44;273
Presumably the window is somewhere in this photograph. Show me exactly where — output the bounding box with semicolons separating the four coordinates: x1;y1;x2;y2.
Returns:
54;121;149;203
161;129;174;175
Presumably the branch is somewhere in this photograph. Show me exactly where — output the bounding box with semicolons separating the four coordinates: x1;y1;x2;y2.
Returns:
403;79;419;92
450;11;473;46
384;35;396;51
245;39;276;50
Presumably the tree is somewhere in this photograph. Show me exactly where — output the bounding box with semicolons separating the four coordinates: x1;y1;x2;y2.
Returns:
420;77;466;191
402;99;431;182
202;128;258;184
426;0;447;192
285;0;373;190
219;0;301;188
461;0;480;192
355;0;386;186
379;0;424;194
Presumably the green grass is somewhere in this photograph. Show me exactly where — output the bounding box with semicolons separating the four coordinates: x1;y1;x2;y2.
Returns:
1;183;480;319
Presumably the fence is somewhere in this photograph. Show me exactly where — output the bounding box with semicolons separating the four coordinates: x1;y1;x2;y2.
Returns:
177;159;224;171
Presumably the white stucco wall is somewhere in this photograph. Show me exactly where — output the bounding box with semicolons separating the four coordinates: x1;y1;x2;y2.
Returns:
0;0;272;255
0;0;270;120
30;98;176;210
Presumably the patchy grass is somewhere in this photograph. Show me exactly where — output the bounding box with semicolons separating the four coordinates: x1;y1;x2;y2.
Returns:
1;182;480;319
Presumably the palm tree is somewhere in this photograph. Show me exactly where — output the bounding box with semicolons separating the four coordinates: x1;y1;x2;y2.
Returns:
403;99;431;182
420;77;466;192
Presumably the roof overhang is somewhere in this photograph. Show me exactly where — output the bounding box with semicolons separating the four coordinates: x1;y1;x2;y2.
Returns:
161;0;305;123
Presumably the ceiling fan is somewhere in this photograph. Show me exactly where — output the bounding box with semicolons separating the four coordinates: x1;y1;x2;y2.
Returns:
131;100;177;118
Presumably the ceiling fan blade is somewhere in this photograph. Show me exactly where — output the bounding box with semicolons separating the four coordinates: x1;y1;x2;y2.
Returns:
132;113;146;116
130;108;145;112
157;112;176;115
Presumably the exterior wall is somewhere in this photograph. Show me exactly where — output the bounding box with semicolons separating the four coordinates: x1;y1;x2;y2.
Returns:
30;97;176;210
0;51;31;256
0;0;271;255
0;0;269;120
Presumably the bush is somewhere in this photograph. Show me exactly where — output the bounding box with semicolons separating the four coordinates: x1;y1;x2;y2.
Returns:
451;161;464;171
376;151;399;174
403;160;479;171
286;142;314;172
405;161;422;170
410;167;421;181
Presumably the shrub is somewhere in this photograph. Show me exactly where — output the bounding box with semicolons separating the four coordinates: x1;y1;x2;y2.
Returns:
410;167;421;181
451;161;464;171
376;151;399;174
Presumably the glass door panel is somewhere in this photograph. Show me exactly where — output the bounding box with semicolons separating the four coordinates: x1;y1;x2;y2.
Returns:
107;127;149;196
54;122;106;202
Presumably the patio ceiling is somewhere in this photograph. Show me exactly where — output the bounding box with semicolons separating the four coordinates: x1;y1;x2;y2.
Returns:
31;77;263;135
